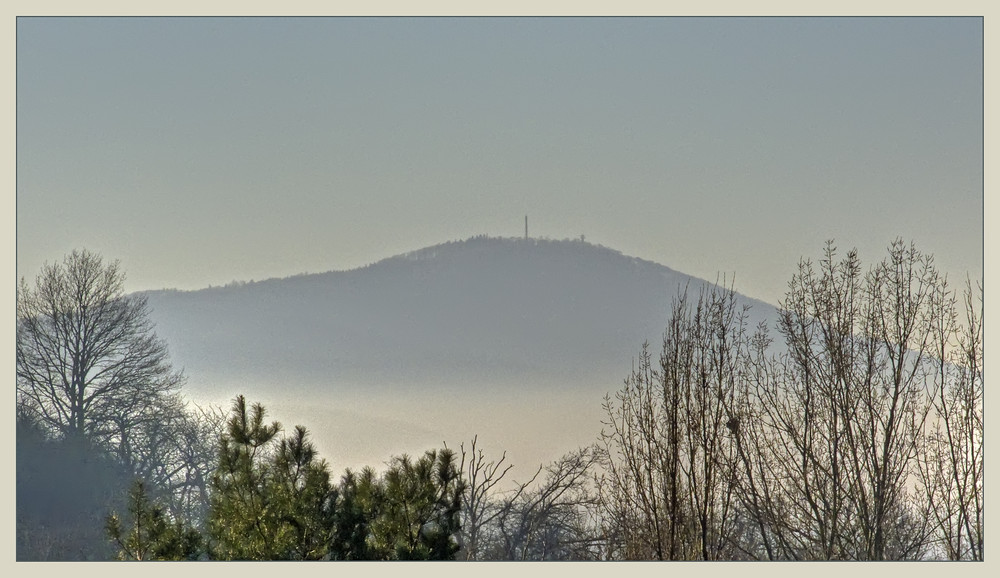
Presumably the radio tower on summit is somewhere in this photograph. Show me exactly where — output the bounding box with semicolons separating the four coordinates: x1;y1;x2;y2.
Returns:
524;215;528;239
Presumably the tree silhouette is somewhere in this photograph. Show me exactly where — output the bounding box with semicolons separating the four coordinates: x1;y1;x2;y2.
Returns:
17;249;183;455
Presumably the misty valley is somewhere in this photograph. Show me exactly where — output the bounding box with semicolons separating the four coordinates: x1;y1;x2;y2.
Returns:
16;237;983;561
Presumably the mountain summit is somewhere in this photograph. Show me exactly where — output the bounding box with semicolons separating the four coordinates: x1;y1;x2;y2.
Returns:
143;236;778;396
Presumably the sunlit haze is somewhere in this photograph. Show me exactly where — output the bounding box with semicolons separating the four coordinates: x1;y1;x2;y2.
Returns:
12;16;990;562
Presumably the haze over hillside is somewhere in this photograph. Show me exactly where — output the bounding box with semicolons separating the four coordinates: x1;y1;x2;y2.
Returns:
141;237;780;470
143;236;778;396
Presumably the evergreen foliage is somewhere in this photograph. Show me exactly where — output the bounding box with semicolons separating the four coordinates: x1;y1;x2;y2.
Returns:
207;396;336;560
106;479;203;560
328;467;377;559
360;449;465;560
204;396;464;560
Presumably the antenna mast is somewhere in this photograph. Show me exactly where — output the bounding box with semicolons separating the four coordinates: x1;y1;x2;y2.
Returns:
525;215;528;239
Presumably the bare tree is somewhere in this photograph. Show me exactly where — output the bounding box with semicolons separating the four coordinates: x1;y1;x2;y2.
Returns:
17;249;185;454
457;435;522;560
596;240;981;561
736;240;950;560
915;278;984;560
126;401;227;524
598;283;751;560
597;342;680;559
457;438;603;560
492;447;601;560
731;245;868;560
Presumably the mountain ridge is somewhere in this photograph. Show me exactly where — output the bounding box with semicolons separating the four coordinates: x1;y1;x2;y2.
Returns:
141;236;779;396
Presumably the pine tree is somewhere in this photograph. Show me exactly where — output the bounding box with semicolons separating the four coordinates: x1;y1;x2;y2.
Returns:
207;396;336;560
367;449;465;560
269;425;338;559
105;479;203;560
329;467;377;560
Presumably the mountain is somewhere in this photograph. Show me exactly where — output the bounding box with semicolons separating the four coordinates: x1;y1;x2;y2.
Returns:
142;236;779;398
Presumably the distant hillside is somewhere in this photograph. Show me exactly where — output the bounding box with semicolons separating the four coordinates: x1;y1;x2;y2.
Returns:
142;237;779;396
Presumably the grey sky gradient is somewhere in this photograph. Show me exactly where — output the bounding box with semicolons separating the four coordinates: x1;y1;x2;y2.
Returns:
16;16;983;304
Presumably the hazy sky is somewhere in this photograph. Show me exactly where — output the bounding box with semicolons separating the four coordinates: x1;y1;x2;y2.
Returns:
16;16;983;304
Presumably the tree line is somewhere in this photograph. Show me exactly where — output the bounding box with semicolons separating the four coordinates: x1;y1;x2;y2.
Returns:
16;241;982;560
596;240;983;560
